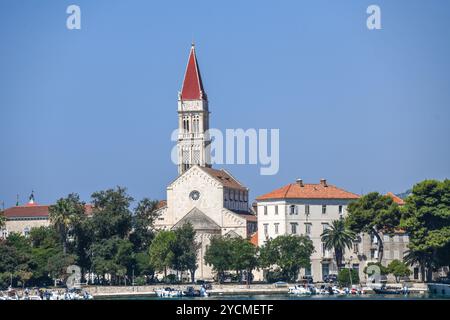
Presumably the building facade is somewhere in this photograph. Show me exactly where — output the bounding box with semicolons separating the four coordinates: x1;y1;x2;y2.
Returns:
1;193;93;239
154;44;257;280
256;178;360;282
256;181;419;282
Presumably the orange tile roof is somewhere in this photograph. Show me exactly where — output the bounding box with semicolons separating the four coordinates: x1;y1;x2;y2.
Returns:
4;205;50;218
156;200;167;209
250;232;258;246
386;192;405;205
256;182;360;201
4;204;94;218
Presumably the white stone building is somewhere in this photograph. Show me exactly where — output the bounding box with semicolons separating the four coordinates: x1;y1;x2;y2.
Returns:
154;44;257;280
256;178;360;282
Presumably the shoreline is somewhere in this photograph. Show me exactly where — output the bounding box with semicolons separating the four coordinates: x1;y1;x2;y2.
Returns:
86;283;429;298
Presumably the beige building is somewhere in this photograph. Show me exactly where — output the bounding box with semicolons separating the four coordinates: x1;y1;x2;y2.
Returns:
256;181;418;282
154;44;257;281
1;193;93;239
256;178;360;282
1;193;50;239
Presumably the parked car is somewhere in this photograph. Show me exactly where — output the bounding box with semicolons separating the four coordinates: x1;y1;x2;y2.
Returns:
273;281;288;288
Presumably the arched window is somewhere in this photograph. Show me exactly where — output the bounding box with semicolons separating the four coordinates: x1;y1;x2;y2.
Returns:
183;116;190;133
193;115;200;133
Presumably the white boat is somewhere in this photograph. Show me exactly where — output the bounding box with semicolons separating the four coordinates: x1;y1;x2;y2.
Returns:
288;285;313;295
155;287;184;297
21;295;42;300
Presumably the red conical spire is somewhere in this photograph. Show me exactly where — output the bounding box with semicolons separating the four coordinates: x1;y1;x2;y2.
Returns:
181;44;207;100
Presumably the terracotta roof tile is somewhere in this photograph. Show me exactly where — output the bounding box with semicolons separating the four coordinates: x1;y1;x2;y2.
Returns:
386;192;405;205
4;204;94;218
256;182;360;200
250;232;258;246
4;205;50;218
156;200;167;209
200;167;247;191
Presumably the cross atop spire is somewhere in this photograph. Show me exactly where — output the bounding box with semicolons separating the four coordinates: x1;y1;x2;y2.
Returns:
180;44;207;100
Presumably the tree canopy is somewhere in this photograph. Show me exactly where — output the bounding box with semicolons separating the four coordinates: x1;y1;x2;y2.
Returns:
346;192;401;262
259;235;314;282
400;179;450;281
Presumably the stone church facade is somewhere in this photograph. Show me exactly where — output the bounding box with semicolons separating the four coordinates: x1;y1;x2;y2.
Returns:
155;44;256;280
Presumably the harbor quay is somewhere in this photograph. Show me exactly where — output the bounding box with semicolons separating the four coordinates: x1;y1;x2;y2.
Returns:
81;283;429;298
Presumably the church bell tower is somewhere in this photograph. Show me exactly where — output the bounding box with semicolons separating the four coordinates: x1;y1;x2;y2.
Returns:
177;44;211;175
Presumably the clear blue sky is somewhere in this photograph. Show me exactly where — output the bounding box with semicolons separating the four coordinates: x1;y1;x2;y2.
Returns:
1;0;449;208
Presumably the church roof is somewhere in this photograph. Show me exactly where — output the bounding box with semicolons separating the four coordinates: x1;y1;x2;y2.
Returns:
180;44;207;100
3;204;94;219
257;180;360;201
199;167;247;191
172;207;221;232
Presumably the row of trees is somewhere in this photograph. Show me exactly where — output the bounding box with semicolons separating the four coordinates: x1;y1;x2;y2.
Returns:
204;234;314;283
315;179;449;283
1;179;448;287
1;187;199;288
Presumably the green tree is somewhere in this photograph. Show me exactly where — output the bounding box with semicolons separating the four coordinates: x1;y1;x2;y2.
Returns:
259;235;314;282
400;179;450;282
338;268;359;287
321;219;356;269
388;259;411;283
346;192;401;263
29;227;65;286
0;233;33;288
204;236;234;283
403;249;431;283
363;261;389;276
172;223;199;283
149;230;176;278
134;251;154;281
88;236;134;285
130;198;159;252
90;187;134;240
49;193;86;254
230;238;258;285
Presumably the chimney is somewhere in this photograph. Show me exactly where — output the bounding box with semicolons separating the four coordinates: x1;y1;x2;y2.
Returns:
296;179;304;187
320;179;327;187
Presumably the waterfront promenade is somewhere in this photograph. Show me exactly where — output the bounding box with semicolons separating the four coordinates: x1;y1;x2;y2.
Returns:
85;283;428;298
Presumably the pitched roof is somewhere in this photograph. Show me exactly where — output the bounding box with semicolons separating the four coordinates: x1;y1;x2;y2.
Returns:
180;44;207;100
3;204;94;218
172;207;221;232
4;205;50;218
386;192;405;205
256;181;360;201
199;167;247;190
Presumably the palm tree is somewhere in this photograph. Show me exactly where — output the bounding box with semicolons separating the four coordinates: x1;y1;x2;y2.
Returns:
403;249;432;282
49;194;85;254
321;219;356;269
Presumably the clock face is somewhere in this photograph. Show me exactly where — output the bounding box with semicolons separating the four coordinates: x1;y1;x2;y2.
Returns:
189;190;200;201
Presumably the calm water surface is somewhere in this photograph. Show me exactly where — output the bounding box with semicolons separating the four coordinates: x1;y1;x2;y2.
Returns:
96;293;450;300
